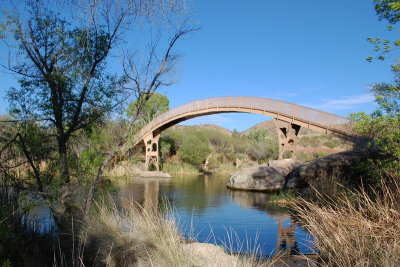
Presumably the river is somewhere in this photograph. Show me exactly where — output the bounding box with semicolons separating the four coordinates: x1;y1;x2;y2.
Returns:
117;173;314;257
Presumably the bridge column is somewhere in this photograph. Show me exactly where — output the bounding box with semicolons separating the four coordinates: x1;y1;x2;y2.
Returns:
275;119;301;160
143;132;160;171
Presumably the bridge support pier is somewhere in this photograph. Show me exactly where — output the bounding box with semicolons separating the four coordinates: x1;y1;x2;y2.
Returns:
143;132;160;171
275;119;301;160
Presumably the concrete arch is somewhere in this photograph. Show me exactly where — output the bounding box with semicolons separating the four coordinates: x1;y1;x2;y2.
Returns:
132;96;353;170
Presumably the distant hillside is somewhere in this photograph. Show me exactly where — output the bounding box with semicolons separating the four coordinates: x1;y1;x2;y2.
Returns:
242;119;319;136
159;120;353;173
173;124;232;135
241;120;276;135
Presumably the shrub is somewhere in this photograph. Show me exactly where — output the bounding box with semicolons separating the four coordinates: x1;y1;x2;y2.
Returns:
324;140;338;149
178;129;212;168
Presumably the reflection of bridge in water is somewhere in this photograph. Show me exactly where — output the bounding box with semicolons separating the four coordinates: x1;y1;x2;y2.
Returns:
131;96;353;170
275;218;299;257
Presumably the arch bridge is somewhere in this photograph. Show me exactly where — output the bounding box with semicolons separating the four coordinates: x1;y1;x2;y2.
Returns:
131;96;353;170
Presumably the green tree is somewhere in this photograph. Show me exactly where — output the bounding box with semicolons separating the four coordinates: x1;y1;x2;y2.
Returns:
367;1;400;61
352;1;400;186
178;129;212;168
4;2;128;184
351;66;400;187
126;93;170;126
352;64;400;156
1;0;194;222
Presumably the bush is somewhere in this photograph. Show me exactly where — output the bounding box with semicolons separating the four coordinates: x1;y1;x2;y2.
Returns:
207;156;220;169
325;140;338;149
177;129;212;168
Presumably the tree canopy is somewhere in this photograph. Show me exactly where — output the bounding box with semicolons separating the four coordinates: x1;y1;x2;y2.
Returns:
0;0;194;222
126;93;170;125
368;0;400;61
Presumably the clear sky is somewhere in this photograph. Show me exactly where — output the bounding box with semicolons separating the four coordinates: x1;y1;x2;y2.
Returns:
0;0;397;131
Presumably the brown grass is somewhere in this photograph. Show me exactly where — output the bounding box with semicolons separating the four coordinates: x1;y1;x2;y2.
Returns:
292;179;400;266
82;199;263;266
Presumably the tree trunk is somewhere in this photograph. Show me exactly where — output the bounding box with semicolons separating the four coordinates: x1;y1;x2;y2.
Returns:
57;133;70;184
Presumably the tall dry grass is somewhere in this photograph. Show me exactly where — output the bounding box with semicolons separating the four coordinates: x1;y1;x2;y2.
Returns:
292;178;400;266
82;199;261;266
161;162;199;174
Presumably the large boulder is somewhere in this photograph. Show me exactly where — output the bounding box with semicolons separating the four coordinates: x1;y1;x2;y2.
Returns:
227;150;376;192
226;159;300;191
285;150;375;191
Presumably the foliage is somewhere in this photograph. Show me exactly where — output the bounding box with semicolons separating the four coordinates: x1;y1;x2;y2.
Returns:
325;140;338;149
159;136;173;162
351;63;400;186
2;1;130;185
178;129;212;168
161;124;346;170
0;175;57;266
366;1;400;61
126;93;169;125
245;128;269;142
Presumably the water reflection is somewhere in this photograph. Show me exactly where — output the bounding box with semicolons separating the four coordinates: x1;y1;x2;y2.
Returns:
229;190;291;220
118;174;313;256
118;177;165;212
275;218;299;256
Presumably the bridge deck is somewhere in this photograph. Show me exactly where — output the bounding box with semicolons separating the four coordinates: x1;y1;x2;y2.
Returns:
133;96;352;145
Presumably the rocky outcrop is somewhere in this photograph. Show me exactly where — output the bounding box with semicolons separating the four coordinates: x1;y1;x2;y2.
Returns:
227;150;375;192
226;159;301;191
285;150;375;191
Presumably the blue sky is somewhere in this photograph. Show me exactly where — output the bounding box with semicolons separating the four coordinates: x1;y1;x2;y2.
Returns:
0;0;397;131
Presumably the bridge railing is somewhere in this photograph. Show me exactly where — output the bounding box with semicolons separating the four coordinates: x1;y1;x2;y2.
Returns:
134;96;351;144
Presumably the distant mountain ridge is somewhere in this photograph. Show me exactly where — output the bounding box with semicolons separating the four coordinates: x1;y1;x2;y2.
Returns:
176;119;320;136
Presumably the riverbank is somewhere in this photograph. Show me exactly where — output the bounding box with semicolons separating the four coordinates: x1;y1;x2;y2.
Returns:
6;170;399;266
84;199;266;266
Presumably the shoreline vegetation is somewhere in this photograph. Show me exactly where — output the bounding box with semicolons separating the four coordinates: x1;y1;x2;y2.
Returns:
2;1;400;264
292;175;400;266
84;199;263;266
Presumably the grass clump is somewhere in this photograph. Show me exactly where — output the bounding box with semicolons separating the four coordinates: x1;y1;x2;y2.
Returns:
269;190;298;205
83;199;258;267
161;162;199;174
292;178;400;266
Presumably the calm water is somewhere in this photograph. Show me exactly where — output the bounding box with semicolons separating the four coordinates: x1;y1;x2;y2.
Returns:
117;174;314;256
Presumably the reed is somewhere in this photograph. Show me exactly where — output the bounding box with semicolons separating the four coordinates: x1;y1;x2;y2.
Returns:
292;176;400;266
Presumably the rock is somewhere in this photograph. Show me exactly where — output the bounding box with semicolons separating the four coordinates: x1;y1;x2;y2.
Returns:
226;159;301;191
182;242;241;267
285;150;375;191
227;150;377;192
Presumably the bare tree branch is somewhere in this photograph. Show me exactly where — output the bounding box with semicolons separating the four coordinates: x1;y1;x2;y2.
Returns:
83;23;198;217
